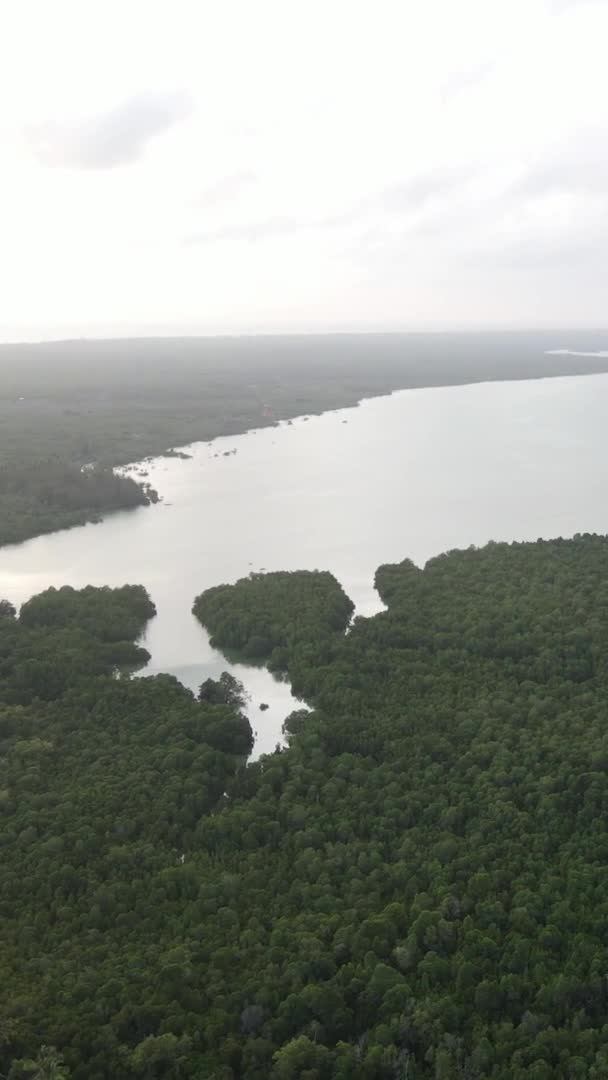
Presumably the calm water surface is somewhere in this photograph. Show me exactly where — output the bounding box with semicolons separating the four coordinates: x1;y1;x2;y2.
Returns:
3;373;608;756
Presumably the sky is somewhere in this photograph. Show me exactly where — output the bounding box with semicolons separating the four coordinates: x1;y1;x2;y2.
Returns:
1;0;607;341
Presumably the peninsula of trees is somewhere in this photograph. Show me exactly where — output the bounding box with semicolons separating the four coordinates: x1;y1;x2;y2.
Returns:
0;461;155;547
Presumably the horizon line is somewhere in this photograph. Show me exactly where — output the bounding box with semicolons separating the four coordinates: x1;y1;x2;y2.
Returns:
2;325;608;348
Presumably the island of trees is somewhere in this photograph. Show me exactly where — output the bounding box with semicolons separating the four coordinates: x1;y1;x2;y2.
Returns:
3;536;608;1076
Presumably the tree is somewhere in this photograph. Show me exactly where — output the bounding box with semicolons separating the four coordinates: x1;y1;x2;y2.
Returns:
272;1036;332;1079
198;671;247;710
10;1046;70;1079
131;1034;192;1077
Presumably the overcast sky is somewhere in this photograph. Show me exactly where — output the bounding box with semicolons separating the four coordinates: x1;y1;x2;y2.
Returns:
1;0;607;341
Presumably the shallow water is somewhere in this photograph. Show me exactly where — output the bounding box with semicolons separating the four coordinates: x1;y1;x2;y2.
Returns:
3;373;608;756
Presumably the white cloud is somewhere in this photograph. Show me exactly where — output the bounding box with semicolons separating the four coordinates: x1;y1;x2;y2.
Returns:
0;0;607;338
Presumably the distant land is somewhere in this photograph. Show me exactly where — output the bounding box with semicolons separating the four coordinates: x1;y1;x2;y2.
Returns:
1;330;608;546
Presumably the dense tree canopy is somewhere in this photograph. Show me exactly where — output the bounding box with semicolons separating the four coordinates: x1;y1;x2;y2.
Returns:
193;570;354;668
4;536;608;1077
0;586;252;1078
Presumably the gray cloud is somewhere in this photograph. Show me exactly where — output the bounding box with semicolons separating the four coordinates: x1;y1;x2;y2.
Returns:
29;91;192;169
493;232;607;270
375;167;474;212
185;216;301;245
184;168;476;248
515;132;608;197
196;170;257;206
336;135;608;282
440;62;495;103
185;203;374;246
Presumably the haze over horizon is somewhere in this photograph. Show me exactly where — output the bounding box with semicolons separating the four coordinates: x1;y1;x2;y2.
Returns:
2;0;607;344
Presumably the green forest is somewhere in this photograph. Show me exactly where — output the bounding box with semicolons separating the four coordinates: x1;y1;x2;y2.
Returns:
3;536;608;1077
0;461;155;547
